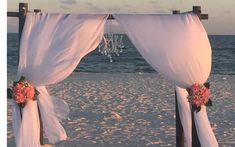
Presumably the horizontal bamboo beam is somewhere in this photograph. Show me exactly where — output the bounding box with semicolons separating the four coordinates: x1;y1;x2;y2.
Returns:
7;12;19;17
7;12;115;19
19;3;28;45
172;10;180;14
200;14;208;19
192;6;208;20
34;9;41;13
173;6;208;20
8;8;208;20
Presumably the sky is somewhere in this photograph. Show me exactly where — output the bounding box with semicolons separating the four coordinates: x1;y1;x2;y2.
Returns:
7;0;235;35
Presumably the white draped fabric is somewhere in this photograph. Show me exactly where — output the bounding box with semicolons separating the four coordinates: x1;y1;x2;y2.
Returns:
13;13;107;147
114;14;218;147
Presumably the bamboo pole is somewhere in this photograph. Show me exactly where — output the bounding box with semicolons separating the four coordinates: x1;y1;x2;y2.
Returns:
7;2;28;66
193;6;208;20
33;9;44;145
191;6;204;147
173;6;208;147
108;14;114;19
172;9;184;147
7;12;19;17
8;3;44;145
172;10;180;14
34;9;41;13
19;3;28;44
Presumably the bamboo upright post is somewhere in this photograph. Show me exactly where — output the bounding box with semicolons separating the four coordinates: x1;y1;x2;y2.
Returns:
173;6;208;147
191;6;204;147
172;9;184;147
193;6;208;20
191;6;208;147
108;14;114;19
8;3;44;145
7;3;28;62
33;9;43;145
174;90;184;147
19;3;28;44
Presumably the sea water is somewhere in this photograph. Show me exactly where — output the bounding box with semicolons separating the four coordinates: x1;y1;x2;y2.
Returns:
7;34;235;75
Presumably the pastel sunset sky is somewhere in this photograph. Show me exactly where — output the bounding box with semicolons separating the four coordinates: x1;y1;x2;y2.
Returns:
7;0;235;35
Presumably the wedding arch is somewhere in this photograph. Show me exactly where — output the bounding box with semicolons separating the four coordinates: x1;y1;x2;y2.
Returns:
7;3;218;147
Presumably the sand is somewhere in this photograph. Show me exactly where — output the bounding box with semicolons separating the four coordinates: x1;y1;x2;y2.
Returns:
7;72;235;147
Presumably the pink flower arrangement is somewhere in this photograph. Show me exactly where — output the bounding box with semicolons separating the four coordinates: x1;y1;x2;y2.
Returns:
11;76;39;108
188;82;212;113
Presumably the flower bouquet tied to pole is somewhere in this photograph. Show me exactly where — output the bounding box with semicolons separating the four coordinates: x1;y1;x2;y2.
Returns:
8;76;40;109
187;82;212;113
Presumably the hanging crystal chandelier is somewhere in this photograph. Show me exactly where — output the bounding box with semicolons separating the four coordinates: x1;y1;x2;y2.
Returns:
98;16;125;62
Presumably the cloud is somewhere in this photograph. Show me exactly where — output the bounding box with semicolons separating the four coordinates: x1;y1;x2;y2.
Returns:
149;0;159;4
106;7;121;12
148;0;162;11
59;0;77;5
60;5;71;10
83;2;103;12
128;10;138;14
225;10;231;14
123;4;132;8
90;6;103;12
168;7;179;12
208;16;216;19
152;4;161;9
155;10;168;14
85;2;93;6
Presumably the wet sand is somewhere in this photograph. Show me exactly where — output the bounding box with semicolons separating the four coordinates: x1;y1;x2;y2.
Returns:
7;72;235;147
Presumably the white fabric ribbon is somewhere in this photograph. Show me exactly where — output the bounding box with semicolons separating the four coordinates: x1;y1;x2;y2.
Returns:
194;105;218;147
37;86;67;143
13;101;41;147
175;86;192;147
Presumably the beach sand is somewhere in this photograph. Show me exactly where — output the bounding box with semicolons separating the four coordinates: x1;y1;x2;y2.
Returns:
7;72;235;147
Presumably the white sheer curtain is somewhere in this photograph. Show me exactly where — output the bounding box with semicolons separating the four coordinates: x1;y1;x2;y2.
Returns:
114;13;218;147
13;12;107;147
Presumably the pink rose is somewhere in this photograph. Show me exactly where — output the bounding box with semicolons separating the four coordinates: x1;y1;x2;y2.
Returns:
189;83;211;108
14;92;26;103
14;83;24;91
25;87;35;99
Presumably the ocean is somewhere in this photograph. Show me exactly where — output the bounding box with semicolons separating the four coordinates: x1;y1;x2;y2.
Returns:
7;33;235;75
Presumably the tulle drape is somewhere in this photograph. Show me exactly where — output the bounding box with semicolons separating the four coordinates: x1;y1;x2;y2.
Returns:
114;13;218;147
13;13;107;147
